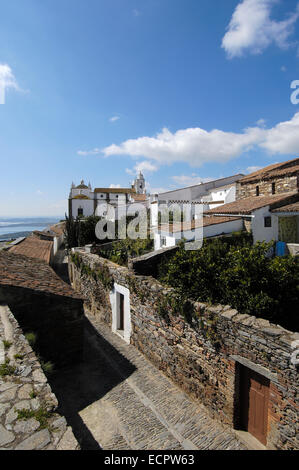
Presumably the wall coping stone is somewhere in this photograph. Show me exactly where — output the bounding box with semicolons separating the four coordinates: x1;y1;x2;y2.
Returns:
230;355;279;384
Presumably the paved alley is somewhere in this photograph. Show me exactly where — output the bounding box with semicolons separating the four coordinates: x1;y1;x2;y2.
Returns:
49;313;247;451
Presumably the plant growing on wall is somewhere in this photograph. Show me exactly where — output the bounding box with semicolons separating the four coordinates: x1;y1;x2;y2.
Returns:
156;236;299;331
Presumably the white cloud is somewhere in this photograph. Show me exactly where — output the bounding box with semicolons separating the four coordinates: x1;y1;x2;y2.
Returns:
109;116;120;122
260;112;299;154
246;165;263;173
171;174;213;187
256;118;266;127
0;64;19;90
81;112;299;167
77;148;101;156
109;184;121;188
102;125;264;166
281;65;287;72
0;64;23;103
133;9;141;17
222;0;299;58
126;160;158;176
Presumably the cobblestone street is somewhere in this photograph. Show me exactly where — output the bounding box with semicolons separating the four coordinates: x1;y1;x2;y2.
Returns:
49;313;247;450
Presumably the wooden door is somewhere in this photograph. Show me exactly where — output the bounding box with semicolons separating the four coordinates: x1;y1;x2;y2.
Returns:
240;366;269;445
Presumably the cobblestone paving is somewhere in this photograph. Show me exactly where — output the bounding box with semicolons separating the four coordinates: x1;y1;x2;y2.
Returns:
59;313;247;450
0;305;79;450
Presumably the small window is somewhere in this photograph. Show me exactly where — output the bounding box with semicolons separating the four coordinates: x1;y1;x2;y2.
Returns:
272;182;276;195
78;208;83;216
264;216;272;228
256;186;260;196
161;237;166;247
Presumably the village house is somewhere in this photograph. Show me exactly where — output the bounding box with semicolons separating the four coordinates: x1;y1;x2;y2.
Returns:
153;215;243;251
236;158;299;199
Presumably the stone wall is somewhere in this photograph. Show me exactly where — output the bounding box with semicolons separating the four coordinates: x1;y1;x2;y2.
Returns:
0;304;79;450
69;249;299;450
236;175;298;200
0;286;84;368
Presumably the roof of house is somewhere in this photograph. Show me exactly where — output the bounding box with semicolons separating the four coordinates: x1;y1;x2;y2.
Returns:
32;231;55;240
271;201;299;213
239;158;299;184
206;192;299;216
157;174;244;195
46;223;65;236
130;193;147;202
159;216;242;234
72;195;90;200
94;188;135;194
0;251;82;299
9;237;54;264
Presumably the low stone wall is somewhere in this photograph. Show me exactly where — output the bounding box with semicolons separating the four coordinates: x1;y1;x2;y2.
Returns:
69;249;299;450
0;305;79;450
128;245;178;277
0;286;84;369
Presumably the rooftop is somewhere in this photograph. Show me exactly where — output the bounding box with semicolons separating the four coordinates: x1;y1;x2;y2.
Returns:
157;174;244;195
130;193;147;202
94;188;135;194
206;192;299;216
0;251;82;299
239;158;299;184
271;201;299;213
159;216;242;234
9;236;54;264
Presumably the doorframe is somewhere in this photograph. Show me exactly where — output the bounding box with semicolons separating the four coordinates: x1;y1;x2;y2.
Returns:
232;356;274;447
110;283;131;344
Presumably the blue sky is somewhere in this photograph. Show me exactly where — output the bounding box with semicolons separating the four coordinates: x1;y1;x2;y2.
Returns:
1;0;299;216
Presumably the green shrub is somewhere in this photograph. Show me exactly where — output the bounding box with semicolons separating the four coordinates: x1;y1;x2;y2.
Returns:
0;360;16;377
25;332;37;347
157;237;299;331
16;407;51;429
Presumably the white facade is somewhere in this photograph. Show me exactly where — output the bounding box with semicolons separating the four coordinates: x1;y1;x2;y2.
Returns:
69;177;146;219
154;218;244;251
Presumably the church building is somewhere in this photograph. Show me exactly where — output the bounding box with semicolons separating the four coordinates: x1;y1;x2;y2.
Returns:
68;172;147;219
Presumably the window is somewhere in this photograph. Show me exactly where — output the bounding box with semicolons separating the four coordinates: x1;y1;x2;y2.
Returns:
264;216;272;228
161;236;166;247
256;186;260;196
78;208;83;216
272;182;276;195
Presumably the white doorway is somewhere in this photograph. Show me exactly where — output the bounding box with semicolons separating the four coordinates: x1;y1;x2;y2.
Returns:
110;283;131;344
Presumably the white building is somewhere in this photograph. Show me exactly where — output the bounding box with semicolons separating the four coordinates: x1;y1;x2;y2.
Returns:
68;173;147;220
150;174;243;227
207;192;299;246
154;216;244;251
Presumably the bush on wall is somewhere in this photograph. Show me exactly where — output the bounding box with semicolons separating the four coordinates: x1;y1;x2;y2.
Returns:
157;237;299;331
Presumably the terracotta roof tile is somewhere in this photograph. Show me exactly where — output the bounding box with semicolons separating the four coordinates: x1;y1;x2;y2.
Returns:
206;192;299;215
0;252;82;299
159;216;242;233
94;188;135;194
9;237;53;264
239;158;299;184
272;202;299;213
130;194;147;201
47;223;65;236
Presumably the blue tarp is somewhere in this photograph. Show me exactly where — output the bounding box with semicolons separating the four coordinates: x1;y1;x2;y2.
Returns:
276;241;286;257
